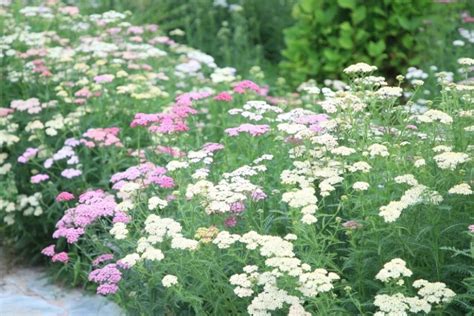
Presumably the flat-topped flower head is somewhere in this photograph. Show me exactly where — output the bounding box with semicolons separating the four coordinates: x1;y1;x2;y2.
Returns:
344;62;377;74
376;258;413;283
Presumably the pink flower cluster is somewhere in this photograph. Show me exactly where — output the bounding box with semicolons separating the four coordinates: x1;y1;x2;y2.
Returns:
251;188;267;201
41;245;69;263
156;146;185;158
10;98;42;114
225;124;270;137
56;191;75;202
18;48;48;59
52;190;124;244
0;108;14;117
110;162;174;190
18;147;39;164
74;87;99;104
294;113;328;132
94;74;114;84
31;59;52;77
233;80;267;95
92;254;114;266
44;142;80;177
81;127;123;148
59;6;80;16
202;142;225;153
214;91;233;102
61;168;82;179
31;173;49;184
131;91;211;134
89;263;122;295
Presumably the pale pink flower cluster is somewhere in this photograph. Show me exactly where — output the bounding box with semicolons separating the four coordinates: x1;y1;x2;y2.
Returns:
10;98;42;114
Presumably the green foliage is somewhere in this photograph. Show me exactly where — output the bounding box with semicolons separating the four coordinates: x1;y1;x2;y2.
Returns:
280;0;465;84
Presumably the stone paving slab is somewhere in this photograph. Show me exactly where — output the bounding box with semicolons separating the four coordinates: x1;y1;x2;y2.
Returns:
0;247;123;316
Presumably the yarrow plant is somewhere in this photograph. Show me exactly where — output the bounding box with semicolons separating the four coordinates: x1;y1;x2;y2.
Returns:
0;2;472;315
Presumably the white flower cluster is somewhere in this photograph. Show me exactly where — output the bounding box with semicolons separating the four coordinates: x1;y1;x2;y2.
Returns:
352;181;370;191
375;258;413;283
0;152;12;175
211;67;236;83
354;76;387;87
19;6;53;18
347;161;372;173
458;57;474;66
344;62;377;74
0;198;16;225
161;274;178;288
376;86;403;99
394;174;418;186
1;192;44;225
417;109;453;125
374;259;455;315
331;145;356;156
282;187;318;224
412;279;455;304
368;144;389;158
379;178;442;223
433;151;470;170
229;100;283;122
374;293;430;315
448;183;472;195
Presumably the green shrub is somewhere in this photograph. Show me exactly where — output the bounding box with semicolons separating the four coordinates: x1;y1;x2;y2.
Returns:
280;0;459;84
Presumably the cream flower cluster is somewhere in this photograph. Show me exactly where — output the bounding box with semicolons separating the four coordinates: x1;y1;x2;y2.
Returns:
17;192;43;217
148;196;168;210
0;152;12;175
279;123;347;223
0;198;16;225
44;114;66;136
110;222;128;240
319;93;367;113
186;158;268;215
119;215;198;268
218;230;338;315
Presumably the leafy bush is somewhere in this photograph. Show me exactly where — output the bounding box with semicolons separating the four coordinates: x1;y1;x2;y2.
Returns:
280;0;468;84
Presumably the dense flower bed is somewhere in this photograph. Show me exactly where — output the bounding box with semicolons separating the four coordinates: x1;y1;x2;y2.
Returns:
1;3;473;315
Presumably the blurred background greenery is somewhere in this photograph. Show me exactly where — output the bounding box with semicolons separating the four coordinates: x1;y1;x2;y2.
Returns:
73;0;473;87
